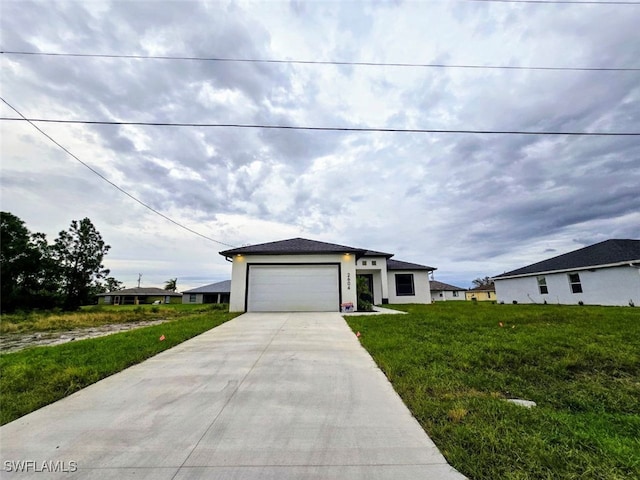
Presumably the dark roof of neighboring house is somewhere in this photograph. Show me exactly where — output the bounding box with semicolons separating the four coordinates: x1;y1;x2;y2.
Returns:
387;259;436;271
493;239;640;279
182;280;231;294
96;287;182;297
430;280;465;291
219;238;367;257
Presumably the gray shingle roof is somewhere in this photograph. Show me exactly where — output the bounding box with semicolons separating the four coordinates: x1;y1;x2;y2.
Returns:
363;249;394;258
182;280;231;294
219;238;367;257
430;280;465;291
493;239;640;279
96;287;182;296
219;238;436;271
387;259;436;271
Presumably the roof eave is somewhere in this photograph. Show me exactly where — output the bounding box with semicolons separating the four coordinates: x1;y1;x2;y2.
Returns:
219;248;368;259
388;266;437;272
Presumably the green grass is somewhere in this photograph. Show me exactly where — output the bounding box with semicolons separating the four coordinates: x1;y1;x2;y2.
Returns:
0;303;228;334
346;302;640;480
0;308;238;425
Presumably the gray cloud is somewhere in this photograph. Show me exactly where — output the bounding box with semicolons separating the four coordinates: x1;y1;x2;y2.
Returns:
2;0;638;289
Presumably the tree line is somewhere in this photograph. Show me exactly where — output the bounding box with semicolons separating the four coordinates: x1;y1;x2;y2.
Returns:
1;212;123;312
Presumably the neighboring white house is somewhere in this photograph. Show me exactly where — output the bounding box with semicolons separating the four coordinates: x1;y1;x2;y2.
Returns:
493;239;640;306
182;280;231;304
219;238;435;312
430;280;466;302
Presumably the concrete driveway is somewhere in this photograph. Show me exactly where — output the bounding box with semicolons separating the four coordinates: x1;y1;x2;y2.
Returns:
1;312;466;479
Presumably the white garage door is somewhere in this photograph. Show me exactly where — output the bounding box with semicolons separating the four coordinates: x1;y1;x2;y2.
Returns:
248;265;340;312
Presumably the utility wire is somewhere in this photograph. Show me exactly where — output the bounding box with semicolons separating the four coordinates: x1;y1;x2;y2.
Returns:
2;50;638;72
467;0;640;4
0;98;237;248
1;116;638;136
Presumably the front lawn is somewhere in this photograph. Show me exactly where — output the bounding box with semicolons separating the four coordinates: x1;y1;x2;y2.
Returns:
346;302;640;480
0;309;238;425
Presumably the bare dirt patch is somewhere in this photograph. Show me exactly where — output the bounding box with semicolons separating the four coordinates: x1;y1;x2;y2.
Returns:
0;319;173;354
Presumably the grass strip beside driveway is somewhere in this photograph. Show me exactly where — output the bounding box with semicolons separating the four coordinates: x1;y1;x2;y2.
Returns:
345;302;640;480
0;310;238;425
0;303;221;334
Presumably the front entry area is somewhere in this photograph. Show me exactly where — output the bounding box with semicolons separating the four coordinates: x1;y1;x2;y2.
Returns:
247;264;340;312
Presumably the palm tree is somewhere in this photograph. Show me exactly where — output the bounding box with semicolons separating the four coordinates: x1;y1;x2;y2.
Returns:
164;278;177;292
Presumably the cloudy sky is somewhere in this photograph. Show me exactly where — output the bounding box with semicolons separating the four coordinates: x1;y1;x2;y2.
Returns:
2;0;639;291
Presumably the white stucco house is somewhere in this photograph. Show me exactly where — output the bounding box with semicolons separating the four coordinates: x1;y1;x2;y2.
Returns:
493;239;640;306
182;280;231;304
430;280;466;302
219;238;435;312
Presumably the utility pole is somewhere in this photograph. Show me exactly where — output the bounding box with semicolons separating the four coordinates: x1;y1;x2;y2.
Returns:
137;273;142;288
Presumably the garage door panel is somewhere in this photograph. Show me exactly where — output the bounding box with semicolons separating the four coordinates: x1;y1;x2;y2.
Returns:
248;265;339;312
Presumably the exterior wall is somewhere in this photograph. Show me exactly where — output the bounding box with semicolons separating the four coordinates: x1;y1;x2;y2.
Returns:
387;271;431;304
182;292;230;304
465;290;495;301
495;265;640;306
431;290;465;302
228;253;358;312
99;295;180;305
182;293;204;304
356;256;389;302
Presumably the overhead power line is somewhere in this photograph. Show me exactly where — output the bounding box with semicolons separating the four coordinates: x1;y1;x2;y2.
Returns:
1;116;638;136
2;50;638;72
467;0;640;4
0;98;237;248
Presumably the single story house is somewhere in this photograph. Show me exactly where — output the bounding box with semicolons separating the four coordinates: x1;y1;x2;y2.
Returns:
182;280;231;304
465;284;496;301
493;239;640;306
97;287;182;305
219;238;436;312
430;280;466;302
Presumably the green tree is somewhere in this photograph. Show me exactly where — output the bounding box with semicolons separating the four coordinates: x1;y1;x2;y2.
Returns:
52;218;111;310
164;278;177;292
0;212;59;311
94;276;125;294
472;276;494;288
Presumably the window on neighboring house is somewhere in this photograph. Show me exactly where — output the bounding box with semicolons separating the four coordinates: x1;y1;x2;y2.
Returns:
568;273;583;293
395;274;415;296
362;260;367;266
537;276;548;294
372;260;377;266
189;294;197;303
453;291;458;297
439;292;443;297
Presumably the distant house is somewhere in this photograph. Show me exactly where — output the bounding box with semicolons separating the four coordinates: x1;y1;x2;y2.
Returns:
493;239;640;306
97;287;182;305
182;280;231;304
465;284;496;302
430;280;466;301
